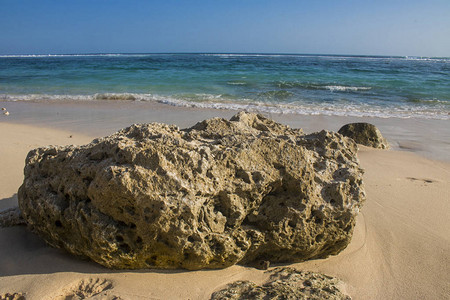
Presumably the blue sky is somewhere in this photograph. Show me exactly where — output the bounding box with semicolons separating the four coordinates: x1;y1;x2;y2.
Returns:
1;0;449;56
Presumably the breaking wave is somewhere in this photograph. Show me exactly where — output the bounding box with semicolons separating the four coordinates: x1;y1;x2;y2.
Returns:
274;81;372;92
1;92;448;120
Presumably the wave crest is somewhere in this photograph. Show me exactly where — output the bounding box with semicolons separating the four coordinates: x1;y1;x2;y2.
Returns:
274;81;372;92
0;92;448;120
94;93;137;100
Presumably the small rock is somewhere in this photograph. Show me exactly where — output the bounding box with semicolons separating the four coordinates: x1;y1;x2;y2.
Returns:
4;111;10;116
0;207;26;227
338;122;389;149
210;267;351;299
253;260;270;270
0;292;26;300
1;107;6;111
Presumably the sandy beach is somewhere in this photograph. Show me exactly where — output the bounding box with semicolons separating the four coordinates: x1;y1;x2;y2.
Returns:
1;100;449;299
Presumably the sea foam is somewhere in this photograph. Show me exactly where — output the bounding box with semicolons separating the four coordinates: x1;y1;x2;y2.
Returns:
1;93;449;120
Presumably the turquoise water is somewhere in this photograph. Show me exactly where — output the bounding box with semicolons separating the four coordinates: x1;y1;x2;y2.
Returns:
0;53;449;119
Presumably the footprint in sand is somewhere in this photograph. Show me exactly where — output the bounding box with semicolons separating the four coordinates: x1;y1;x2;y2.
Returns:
54;278;121;300
0;293;25;300
406;177;436;184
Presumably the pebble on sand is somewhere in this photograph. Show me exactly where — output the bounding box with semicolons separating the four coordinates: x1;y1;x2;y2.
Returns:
4;111;9;116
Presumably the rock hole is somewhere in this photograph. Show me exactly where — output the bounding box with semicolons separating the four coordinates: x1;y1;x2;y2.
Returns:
136;236;142;244
273;163;284;170
279;202;285;207
330;199;336;206
119;243;131;253
130;223;136;229
344;225;352;233
235;169;251;184
315;234;324;243
83;177;93;185
144;207;150;214
206;171;214;179
116;235;124;242
288;220;296;228
125;206;136;216
209;239;224;253
252;171;264;183
311;210;324;225
55;220;63;227
188;236;195;243
235;240;247;250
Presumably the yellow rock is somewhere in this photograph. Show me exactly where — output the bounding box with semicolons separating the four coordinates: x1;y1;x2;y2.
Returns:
19;112;365;270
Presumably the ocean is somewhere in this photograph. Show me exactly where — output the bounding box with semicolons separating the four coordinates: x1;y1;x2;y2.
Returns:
0;53;449;120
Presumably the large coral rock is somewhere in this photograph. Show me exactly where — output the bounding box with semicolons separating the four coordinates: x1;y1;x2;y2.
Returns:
18;112;365;270
210;267;351;300
338;122;389;149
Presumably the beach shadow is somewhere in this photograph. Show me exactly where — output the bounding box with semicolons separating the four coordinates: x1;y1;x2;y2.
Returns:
0;194;18;211
0;195;223;278
0;225;201;277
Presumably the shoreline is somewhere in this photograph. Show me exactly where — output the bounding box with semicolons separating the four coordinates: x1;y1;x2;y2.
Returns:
1;100;449;299
1;99;449;162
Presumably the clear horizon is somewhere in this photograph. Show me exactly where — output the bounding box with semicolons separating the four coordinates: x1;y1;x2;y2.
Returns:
1;52;449;59
1;0;449;57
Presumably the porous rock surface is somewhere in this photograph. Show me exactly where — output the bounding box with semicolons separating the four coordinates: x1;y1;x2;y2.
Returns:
338;123;389;149
0;293;26;300
18;112;365;270
210;267;351;300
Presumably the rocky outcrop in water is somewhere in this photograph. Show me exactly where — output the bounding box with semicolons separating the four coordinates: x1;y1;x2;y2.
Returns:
18;112;365;270
338;123;389;149
210;267;351;300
